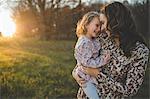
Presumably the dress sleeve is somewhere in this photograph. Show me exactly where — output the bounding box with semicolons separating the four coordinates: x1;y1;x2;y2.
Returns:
96;43;149;97
75;40;105;68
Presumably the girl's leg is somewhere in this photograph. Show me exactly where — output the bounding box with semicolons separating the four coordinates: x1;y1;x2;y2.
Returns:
82;81;100;99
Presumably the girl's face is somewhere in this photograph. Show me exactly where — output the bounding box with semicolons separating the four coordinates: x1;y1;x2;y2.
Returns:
85;17;101;39
100;13;107;32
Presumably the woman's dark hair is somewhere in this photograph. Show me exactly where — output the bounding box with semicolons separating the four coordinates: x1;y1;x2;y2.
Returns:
102;2;144;57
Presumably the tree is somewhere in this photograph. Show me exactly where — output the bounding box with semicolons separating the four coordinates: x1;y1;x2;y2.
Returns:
11;0;103;39
11;0;60;39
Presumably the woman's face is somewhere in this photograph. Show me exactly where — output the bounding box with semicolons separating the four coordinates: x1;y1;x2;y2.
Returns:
100;13;107;32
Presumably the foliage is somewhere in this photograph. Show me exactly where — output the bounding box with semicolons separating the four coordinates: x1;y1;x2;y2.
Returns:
12;1;103;40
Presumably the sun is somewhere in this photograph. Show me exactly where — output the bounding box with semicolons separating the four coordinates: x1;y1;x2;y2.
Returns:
0;10;16;37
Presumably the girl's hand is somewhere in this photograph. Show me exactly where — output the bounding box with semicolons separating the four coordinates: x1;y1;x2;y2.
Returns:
103;51;111;65
82;67;100;77
72;70;86;87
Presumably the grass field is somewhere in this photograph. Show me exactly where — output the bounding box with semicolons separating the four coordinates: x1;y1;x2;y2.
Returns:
0;37;149;99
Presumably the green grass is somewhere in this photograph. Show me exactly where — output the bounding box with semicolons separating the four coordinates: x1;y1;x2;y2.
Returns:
0;37;149;99
0;37;78;99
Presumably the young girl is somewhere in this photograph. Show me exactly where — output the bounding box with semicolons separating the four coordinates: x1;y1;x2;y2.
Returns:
73;11;110;99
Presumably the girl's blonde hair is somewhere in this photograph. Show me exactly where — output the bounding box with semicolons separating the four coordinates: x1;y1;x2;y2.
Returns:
76;11;100;37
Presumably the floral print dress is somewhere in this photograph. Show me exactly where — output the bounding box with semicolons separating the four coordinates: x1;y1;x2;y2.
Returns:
75;34;149;99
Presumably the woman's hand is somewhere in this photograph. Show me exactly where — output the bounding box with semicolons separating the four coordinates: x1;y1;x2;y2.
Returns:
72;69;86;87
82;67;100;77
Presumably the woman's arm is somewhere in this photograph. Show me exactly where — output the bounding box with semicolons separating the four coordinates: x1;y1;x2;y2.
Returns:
96;44;149;97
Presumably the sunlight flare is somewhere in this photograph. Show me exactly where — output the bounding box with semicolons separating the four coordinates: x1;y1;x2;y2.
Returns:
0;10;16;37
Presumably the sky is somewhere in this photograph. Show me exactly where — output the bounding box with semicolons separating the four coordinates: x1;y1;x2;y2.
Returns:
82;0;132;3
82;0;145;4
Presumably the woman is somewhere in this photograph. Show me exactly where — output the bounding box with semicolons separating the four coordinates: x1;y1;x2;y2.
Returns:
72;2;149;99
